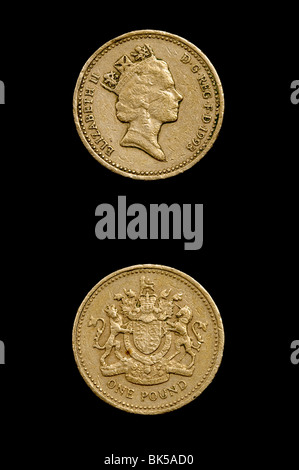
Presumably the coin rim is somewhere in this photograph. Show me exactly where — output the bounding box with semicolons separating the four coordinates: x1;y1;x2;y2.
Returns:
72;264;224;414
73;30;225;180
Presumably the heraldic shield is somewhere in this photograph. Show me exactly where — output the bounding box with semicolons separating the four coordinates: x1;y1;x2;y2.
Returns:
133;319;162;354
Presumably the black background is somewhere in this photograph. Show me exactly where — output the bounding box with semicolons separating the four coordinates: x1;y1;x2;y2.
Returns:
0;3;298;467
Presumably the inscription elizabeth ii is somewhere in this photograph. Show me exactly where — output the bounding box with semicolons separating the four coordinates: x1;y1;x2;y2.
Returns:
73;30;224;179
72;265;224;414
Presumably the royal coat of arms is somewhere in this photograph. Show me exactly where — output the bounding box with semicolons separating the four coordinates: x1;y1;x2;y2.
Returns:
88;276;207;385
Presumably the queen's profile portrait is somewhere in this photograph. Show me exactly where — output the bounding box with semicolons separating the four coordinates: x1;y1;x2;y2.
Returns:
102;45;183;162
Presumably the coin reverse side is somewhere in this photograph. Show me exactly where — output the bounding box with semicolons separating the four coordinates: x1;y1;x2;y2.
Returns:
73;30;224;180
72;265;224;414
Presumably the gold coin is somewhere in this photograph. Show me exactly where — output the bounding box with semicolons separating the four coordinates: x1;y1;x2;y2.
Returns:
72;264;224;414
73;30;224;179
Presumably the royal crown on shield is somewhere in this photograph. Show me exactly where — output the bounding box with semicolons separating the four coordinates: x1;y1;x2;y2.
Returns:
140;291;157;313
88;276;208;385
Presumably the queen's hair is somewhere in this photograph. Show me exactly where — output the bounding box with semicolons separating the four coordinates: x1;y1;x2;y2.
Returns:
115;57;169;123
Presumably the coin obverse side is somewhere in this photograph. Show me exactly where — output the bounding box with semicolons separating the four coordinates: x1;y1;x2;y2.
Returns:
72;265;224;414
73;30;224;180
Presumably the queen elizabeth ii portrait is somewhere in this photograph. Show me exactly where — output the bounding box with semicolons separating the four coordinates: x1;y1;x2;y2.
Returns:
102;45;183;162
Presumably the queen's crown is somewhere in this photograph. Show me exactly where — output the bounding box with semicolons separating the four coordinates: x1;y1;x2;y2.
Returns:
101;44;155;94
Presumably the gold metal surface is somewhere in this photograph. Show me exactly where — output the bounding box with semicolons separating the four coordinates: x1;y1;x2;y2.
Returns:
73;30;224;179
72;265;224;414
